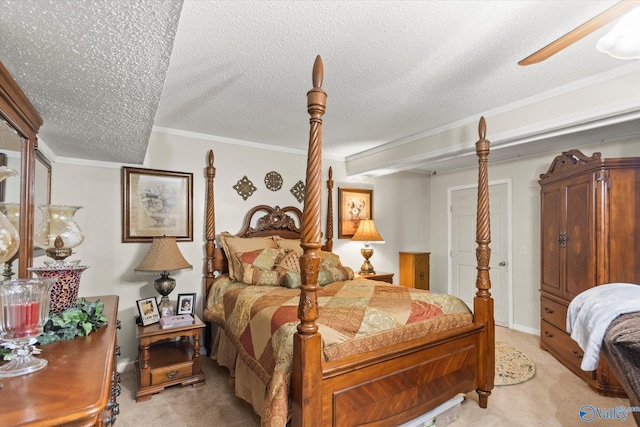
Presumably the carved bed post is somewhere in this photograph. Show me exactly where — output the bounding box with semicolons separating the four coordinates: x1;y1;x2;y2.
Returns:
325;166;334;252
473;117;495;408
204;150;216;354
205;149;216;294
291;55;326;427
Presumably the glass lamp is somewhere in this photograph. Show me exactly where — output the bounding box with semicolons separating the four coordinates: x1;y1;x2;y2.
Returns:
135;236;191;317
34;205;85;264
351;219;384;275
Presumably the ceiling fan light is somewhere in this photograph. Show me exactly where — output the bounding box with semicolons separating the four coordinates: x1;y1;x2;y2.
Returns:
596;7;640;59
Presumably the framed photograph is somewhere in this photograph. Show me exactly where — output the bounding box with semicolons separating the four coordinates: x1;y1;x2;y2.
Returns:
176;293;196;315
136;297;160;326
338;187;373;238
122;167;193;242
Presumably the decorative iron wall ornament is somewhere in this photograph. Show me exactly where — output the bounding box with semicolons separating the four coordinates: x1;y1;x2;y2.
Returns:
290;180;305;203
264;171;283;191
233;176;257;200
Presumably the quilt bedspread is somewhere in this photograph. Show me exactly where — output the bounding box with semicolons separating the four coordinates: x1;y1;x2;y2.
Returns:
204;275;472;427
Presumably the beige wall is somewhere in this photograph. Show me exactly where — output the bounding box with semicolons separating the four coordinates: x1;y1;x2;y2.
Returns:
41;131;429;366
429;135;640;334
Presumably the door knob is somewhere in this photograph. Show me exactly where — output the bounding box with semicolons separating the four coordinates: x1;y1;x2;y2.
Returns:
499;261;506;266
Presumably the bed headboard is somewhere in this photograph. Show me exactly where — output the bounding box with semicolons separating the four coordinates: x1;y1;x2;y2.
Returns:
236;205;303;239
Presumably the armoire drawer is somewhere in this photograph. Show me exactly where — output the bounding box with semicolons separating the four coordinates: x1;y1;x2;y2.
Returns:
540;296;567;331
541;320;587;374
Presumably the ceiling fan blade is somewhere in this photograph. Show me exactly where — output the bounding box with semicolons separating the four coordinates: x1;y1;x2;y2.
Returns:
519;0;640;66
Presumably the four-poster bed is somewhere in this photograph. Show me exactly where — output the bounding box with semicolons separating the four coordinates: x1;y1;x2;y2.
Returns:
203;56;495;426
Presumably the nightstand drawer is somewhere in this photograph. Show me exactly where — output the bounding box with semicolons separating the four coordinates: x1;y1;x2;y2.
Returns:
151;361;193;385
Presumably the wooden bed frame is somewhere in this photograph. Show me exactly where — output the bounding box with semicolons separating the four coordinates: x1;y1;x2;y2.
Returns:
204;56;494;426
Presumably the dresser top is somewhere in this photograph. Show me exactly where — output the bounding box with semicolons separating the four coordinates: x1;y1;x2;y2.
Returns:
0;295;119;426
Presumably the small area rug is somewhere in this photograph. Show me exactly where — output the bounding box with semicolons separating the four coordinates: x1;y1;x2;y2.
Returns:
495;341;535;386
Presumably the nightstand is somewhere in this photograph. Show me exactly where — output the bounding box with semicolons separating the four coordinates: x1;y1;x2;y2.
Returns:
358;271;394;284
135;314;206;401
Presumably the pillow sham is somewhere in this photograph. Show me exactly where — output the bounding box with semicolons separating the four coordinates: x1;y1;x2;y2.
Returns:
219;231;278;281
273;237;303;254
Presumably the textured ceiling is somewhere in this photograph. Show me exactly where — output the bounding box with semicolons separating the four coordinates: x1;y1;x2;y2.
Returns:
1;0;639;171
0;0;182;163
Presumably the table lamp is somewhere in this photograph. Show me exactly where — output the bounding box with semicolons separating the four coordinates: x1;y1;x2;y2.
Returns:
351;219;384;274
135;236;192;317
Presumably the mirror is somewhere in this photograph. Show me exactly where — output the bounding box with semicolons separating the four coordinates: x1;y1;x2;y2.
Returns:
0;60;44;278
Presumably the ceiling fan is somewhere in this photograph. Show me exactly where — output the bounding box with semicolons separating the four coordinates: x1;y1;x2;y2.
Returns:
519;0;640;66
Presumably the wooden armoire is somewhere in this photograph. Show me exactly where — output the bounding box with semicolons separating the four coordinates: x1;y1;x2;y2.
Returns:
539;150;640;397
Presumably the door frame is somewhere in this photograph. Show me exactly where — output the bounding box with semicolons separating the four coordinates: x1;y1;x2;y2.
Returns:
447;178;513;328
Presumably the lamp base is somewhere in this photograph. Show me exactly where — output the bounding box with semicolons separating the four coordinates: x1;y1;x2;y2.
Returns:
359;247;376;275
154;273;176;317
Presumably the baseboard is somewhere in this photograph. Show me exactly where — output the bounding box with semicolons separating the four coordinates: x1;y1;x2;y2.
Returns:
511;323;540;336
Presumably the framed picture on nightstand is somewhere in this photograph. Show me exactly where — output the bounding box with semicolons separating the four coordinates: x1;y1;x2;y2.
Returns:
177;293;196;315
136;297;160;326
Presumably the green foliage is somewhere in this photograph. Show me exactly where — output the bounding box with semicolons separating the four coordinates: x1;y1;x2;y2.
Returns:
37;298;108;345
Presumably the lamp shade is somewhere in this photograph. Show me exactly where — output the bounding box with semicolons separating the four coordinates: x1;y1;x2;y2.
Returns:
351;219;384;243
135;236;192;272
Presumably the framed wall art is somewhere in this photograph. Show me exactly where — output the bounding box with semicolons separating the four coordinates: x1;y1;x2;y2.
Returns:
136;297;160;326
177;293;196;315
338;187;373;238
122;167;193;242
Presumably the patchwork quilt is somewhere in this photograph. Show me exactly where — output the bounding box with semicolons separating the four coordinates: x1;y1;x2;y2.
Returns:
205;275;472;427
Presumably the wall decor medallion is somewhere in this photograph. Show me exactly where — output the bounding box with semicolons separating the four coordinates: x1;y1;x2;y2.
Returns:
122;167;193;242
234;175;257;200
264;171;283;191
290;180;305;203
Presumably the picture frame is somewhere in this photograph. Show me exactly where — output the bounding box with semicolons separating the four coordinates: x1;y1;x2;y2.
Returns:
338;187;373;238
136;297;161;326
122;167;193;242
176;293;196;315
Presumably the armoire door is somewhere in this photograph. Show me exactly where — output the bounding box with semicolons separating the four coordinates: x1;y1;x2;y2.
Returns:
540;182;562;297
563;173;596;300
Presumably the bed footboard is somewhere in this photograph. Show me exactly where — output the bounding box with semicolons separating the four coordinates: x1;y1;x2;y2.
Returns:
320;323;483;426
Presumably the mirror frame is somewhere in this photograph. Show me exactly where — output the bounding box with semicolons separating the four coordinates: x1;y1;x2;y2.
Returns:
0;60;43;278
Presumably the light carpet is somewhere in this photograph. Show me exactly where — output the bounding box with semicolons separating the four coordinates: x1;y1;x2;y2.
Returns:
495;341;535;386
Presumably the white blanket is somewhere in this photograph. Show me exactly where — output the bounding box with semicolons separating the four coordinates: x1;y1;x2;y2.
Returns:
566;283;640;371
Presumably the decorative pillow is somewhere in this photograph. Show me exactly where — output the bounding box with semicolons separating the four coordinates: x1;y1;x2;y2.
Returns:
283;271;302;289
325;266;355;282
319;251;342;269
281;270;331;288
277;250;301;273
273;237;303;254
236;248;283;286
281;266;354;289
219;232;277;281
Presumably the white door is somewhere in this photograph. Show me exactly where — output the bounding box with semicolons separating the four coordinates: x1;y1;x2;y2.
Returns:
450;182;510;327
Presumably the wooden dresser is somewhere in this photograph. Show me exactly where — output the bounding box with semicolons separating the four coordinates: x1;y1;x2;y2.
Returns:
399;252;430;290
539;151;640;397
0;295;121;426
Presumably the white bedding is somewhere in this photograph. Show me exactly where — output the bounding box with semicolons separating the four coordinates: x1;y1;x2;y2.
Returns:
566;283;640;371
